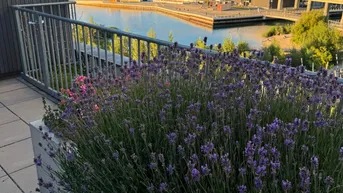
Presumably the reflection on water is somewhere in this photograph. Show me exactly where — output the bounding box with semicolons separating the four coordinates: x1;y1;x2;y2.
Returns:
76;5;292;47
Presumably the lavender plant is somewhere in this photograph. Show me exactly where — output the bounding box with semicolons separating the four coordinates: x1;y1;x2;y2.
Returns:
38;45;343;193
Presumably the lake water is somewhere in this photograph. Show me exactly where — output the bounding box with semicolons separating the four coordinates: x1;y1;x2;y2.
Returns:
75;5;291;48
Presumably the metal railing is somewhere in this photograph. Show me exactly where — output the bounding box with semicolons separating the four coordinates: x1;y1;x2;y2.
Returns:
12;2;343;100
12;1;188;99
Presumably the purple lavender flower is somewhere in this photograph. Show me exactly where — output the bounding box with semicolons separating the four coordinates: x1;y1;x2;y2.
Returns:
239;168;246;176
66;152;74;161
237;185;247;193
258;147;268;156
311;156;319;169
191;168;201;181
207;101;215;111
201;164;211;176
166;164;175;175
299;167;310;192
34;156;42;166
254;177;263;190
284;138;295;149
147;184;154;192
148;162;157;169
190;154;198;163
159;109;166;121
158;182;168;192
177;145;184;154
200;142;214;154
339;147;343;161
184;133;196;145
244;141;255;157
223;165;232;175
112;152;119;160
129;128;135;135
223;125;231;135
302;120;309;132
196;124;205;132
209;153;218;162
282;180;292;192
166;132;177;144
324;176;334;186
256;165;267;177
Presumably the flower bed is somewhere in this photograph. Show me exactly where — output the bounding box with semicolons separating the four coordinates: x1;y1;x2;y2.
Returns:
36;46;343;193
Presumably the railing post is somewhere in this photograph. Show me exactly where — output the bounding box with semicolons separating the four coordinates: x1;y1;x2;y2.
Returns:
14;10;28;75
37;15;50;88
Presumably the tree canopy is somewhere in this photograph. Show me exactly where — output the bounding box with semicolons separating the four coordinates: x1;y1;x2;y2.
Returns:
291;10;343;68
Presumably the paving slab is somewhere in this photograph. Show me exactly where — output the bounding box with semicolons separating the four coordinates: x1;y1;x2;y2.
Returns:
0;87;42;106
0;166;6;178
8;98;57;124
0;78;28;94
0;107;19;125
0;175;22;193
0;120;30;147
11;165;38;193
0;139;34;174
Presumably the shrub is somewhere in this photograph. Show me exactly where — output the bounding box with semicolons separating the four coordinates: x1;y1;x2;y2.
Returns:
40;47;343;193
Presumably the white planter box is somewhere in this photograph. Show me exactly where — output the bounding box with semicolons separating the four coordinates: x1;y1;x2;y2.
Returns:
30;120;62;193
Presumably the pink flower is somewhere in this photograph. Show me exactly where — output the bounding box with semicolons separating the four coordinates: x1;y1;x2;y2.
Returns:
80;84;87;94
94;104;100;112
165;82;170;87
76;76;86;83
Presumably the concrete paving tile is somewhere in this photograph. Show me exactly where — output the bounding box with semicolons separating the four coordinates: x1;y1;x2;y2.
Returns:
0;139;34;174
0;103;3;108
0;78;27;94
11;165;38;193
7;98;57;123
0;107;19;125
0;175;22;193
0;120;30;147
0;166;6;178
0;87;42;106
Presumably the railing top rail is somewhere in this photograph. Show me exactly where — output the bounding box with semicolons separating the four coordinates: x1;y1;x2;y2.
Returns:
11;1;76;8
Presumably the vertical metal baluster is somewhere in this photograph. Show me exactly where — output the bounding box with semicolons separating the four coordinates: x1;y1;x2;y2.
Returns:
104;31;108;77
66;22;73;88
26;12;35;79
43;15;54;89
30;13;40;81
157;44;161;56
76;24;82;76
52;16;63;90
15;10;27;76
138;39;141;66
73;4;77;20
59;18;68;89
38;16;50;88
147;41;151;61
97;30;101;71
21;12;31;77
128;37;132;64
82;25;89;77
120;35;123;66
90;28;94;74
58;5;61;17
111;34;116;76
48;7;59;90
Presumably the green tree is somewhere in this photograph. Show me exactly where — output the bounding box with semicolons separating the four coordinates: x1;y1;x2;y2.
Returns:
237;41;249;55
291;10;343;68
262;40;285;63
168;31;174;42
222;36;235;52
194;37;206;49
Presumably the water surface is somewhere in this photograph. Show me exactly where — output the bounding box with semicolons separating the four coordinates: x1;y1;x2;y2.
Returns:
76;5;291;48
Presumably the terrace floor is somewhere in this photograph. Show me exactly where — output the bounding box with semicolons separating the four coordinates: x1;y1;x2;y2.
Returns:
0;76;57;193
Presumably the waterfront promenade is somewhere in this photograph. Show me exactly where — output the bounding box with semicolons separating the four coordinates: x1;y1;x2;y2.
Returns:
75;1;343;29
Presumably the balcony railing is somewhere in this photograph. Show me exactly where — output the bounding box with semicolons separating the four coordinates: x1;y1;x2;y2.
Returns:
12;1;191;99
12;2;343;100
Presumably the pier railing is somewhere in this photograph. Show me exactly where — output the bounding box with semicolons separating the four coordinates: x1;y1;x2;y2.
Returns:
11;2;343;99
